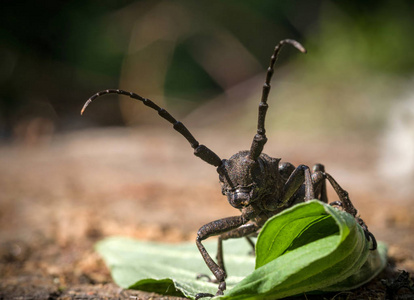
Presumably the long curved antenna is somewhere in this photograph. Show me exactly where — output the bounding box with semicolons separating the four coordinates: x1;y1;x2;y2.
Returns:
249;39;306;160
81;89;222;167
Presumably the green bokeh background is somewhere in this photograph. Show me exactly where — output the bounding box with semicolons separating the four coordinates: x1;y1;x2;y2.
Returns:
1;0;413;138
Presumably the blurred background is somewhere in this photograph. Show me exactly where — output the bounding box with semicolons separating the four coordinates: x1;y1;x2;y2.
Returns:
2;0;414;137
1;0;414;297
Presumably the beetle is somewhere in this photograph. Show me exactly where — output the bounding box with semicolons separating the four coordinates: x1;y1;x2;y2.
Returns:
81;39;377;299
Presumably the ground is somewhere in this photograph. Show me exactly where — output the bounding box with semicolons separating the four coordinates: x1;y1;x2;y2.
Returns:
0;127;413;299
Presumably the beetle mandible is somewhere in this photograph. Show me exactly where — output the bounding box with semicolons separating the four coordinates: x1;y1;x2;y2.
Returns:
81;39;377;299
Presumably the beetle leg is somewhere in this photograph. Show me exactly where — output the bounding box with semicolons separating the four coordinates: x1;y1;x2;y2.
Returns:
195;215;248;299
324;172;377;250
197;223;259;284
216;223;260;277
312;164;328;203
324;173;357;216
279;162;296;181
280;165;314;206
278;163;327;205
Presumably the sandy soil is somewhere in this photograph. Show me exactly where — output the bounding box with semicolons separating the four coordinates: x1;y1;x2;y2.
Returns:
0;127;413;299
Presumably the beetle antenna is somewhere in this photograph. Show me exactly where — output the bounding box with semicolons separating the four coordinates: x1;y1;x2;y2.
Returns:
81;89;222;167
249;39;306;160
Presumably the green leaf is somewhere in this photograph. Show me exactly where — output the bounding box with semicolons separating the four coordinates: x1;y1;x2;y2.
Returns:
220;200;387;299
95;237;256;298
96;200;387;299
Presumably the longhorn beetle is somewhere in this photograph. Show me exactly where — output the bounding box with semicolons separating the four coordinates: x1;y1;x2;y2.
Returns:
81;39;377;299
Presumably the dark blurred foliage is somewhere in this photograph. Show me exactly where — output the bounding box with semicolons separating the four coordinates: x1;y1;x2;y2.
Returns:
1;0;413;141
0;0;136;139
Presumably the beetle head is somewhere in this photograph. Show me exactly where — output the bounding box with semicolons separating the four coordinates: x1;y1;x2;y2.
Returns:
217;151;265;209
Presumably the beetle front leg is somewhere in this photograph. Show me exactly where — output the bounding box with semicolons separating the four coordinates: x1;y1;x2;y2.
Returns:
195;215;247;299
216;223;260;277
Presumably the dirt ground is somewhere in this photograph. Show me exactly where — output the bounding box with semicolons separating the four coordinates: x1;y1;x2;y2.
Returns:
0;127;413;300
